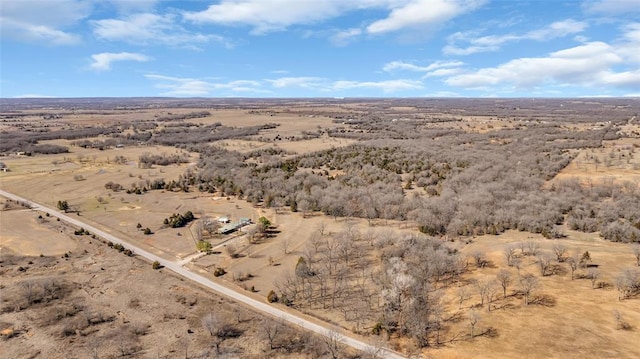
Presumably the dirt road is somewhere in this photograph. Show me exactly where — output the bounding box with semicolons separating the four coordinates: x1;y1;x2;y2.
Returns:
0;189;405;359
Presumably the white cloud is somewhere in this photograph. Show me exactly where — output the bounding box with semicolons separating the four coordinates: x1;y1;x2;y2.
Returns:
1;0;92;27
0;0;91;45
383;60;464;79
527;19;589;40
266;77;327;89
265;76;423;93
616;23;640;64
145;74;212;96
330;28;362;46
90;52;151;71
184;0;485;36
623;23;640;42
383;60;464;72
444;19;589;55
13;94;57;98
583;0;640;15
574;35;590;42
92;13;226;47
599;70;640;87
183;0;346;34
421;90;461;97
424;68;463;77
445;41;640;91
366;0;486;34
332;79;424;93
1;19;81;45
145;74;268;96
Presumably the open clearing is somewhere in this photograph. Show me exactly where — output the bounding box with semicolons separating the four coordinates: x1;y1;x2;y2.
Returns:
552;138;640;186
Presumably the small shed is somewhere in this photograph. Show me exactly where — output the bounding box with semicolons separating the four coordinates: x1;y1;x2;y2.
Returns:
217;216;230;224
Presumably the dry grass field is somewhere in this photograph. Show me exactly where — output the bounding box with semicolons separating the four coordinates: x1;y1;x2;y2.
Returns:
0;210;329;358
552;138;640;186
2;98;640;358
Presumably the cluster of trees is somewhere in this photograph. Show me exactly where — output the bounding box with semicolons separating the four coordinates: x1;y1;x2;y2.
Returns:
200;312;347;358
375;235;464;347
138;152;190;168
71;138;118;150
56;200;69;212
163;211;195;228
196;240;212;252
0;126;118;154
149;123;276;146
105;176;192;194
272;225;465;346
616;268;640;300
107;241;133;256
275;224;382;335
104;181;124;192
155;110;211;122
557;179;640;243
5;278;69;310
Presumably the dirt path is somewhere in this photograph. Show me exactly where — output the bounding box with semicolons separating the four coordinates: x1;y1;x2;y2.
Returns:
0;189;405;359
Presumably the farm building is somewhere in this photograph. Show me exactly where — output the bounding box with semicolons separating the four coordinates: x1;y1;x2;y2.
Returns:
217;218;252;235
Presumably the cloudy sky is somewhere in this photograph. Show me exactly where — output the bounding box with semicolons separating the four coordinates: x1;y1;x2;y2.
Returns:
1;0;639;98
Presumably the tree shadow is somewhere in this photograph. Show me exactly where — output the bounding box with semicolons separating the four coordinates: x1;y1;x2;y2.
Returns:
530;294;556;307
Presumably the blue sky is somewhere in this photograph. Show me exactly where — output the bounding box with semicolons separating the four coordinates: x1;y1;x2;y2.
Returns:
1;0;639;98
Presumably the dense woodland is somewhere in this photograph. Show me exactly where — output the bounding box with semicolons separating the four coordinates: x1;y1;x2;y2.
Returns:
190;121;638;243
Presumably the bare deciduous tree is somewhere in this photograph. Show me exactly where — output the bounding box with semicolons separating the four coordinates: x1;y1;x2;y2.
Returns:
512;258;522;275
192;219;204;242
615;268;640;300
472;251;488;268
457;286;470;309
225;244;237;259
468;310;480;338
85;335;103;359
519;274;539;305
504;246;517;267
260;317;283;350
362;338;386;359
475;279;492;307
316;221;327;236
567;253;579;280
552;242;567;262
115;327;139;357
323;327;344;359
201;313;236;354
496;269;511;298
20;280;40;306
525;240;540;257
537;252;553;276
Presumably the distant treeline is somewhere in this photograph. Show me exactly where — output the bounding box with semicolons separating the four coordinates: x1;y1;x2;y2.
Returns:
0;127;117;154
155;111;211;122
